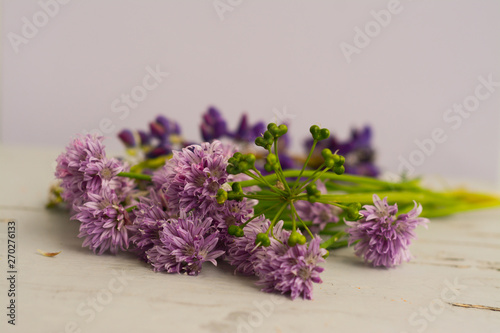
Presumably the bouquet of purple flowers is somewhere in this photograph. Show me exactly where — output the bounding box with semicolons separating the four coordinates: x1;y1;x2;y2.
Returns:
48;107;500;300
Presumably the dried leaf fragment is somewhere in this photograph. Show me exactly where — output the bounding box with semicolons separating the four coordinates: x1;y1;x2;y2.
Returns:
37;249;62;257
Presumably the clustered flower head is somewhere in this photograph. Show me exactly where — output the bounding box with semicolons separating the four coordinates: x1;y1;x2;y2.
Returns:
129;189;172;261
55;134;136;254
55;134;134;206
345;194;429;268
124;139;253;276
255;235;327;300
153;140;232;215
146;215;225;276
73;190;134;255
226;219;327;300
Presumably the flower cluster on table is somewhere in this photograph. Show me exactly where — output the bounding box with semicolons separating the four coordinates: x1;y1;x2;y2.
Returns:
49;107;500;300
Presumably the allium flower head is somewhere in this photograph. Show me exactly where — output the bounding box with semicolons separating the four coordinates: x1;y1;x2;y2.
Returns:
345;194;429;268
225;216;272;275
146;216;225;275
130;189;172;260
81;157;133;197
55;134;134;205
152;140;230;215
72;190;134;255
55;134;106;204
255;234;326;300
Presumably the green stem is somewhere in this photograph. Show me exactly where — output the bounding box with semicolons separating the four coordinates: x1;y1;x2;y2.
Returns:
322;239;349;250
242;202;283;228
247;169;287;196
237;170;420;191
243;194;283;201
290;203;314;239
295;166;331;195
421;201;500;218
265;203;289;236
273;138;292;193
126;205;137;212
320;231;347;249
117;172;152;181
291;139;317;192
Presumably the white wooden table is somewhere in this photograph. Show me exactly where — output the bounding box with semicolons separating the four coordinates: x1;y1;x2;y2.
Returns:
1;145;499;333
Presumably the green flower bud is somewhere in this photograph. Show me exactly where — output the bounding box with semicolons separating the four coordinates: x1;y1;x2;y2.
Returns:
228;225;244;237
264;163;274;173
216;188;227;205
288;231;307;247
288;231;301;247
297;234;307;245
324;158;335;169
255;132;274;150
309;125;320;139
334;165;345;175
255;233;271;247
321;148;333;159
347;202;362;220
226;165;239;175
244;154;256;168
266;153;278;165
232;182;243;193
267;123;288;138
310;125;330;141
318;128;330;141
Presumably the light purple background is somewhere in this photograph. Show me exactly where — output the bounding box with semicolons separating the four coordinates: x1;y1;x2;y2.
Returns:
1;0;499;184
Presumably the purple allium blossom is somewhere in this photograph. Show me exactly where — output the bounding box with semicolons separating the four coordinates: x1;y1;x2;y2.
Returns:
153;140;231;216
72;190;134;255
255;234;326;300
226;218;326;300
294;181;340;232
345;194;429;268
130;190;172;261
81;157;134;199
225;215;271;275
55;134;134;206
146;216;225;275
55;134;106;204
210;197;256;245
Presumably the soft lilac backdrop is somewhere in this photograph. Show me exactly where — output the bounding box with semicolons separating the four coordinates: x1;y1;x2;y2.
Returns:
1;0;499;185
